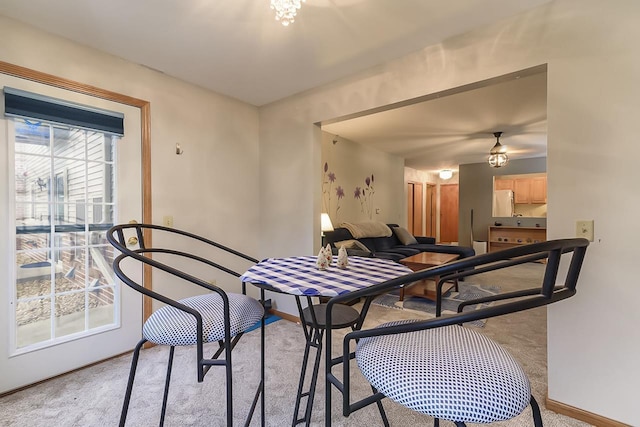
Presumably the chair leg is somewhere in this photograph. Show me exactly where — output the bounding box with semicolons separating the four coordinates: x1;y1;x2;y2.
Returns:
159;346;175;427
530;395;543;427
119;339;147;427
433;418;439;427
371;386;389;427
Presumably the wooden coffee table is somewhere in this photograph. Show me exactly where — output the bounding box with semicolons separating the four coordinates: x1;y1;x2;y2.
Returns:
399;252;460;301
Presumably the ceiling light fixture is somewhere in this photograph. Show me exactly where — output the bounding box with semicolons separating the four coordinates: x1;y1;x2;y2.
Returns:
488;131;509;168
270;0;305;26
439;170;453;180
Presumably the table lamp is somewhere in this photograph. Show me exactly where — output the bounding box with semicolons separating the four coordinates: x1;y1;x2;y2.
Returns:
321;213;334;246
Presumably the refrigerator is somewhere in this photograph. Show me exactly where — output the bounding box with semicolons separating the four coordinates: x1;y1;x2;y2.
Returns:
493;189;514;217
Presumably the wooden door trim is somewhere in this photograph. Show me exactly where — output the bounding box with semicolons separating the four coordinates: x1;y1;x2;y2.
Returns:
0;60;153;321
407;181;424;235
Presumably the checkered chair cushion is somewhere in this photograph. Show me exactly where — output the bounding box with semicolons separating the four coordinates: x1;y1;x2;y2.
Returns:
143;293;264;346
356;320;531;424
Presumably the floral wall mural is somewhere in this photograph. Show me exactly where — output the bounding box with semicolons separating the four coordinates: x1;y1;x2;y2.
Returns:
354;174;375;220
321;132;404;226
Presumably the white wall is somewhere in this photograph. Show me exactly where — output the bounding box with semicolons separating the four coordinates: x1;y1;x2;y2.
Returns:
259;0;640;424
321;132;404;226
0;16;262;301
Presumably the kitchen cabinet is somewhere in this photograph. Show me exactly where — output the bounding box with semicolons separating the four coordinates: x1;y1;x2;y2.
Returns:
531;176;547;203
514;176;547;204
494;178;514;191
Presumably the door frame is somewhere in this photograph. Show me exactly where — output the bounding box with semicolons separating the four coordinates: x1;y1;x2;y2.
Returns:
0;61;154;374
406;181;423;235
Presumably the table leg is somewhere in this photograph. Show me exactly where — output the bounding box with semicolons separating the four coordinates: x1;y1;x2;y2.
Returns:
292;325;325;426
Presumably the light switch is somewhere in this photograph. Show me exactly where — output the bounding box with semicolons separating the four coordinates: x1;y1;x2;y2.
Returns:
163;215;174;227
575;220;594;241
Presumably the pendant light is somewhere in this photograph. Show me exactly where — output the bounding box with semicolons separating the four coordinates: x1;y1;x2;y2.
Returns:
488;131;509;168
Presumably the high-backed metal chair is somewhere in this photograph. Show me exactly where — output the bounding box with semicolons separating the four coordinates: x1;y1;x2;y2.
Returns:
325;238;589;427
107;223;265;427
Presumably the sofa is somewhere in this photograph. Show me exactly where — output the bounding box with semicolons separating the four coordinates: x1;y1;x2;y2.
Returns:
324;222;475;262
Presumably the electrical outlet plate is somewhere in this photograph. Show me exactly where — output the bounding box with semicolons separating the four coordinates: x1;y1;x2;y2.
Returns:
163;215;174;227
575;220;594;241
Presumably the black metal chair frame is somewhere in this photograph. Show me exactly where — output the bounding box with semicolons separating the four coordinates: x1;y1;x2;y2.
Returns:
323;238;589;427
107;223;265;427
290;295;391;426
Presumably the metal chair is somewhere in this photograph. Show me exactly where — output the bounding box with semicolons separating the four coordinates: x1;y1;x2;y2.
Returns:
325;238;589;427
107;223;265;427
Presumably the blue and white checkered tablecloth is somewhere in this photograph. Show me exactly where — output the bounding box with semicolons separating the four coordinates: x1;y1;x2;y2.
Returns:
240;256;413;297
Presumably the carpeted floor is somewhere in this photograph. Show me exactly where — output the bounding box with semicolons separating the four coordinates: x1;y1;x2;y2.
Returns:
373;282;502;327
0;263;593;427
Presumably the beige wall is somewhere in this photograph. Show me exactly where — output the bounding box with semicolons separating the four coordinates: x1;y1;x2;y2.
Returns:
321;132;404;227
0;16;262;302
2;0;640;422
259;1;640;424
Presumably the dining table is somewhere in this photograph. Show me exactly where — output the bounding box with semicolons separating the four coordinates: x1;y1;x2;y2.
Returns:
240;254;413;426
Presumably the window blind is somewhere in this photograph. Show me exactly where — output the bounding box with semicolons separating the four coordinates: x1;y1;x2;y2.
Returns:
3;87;124;136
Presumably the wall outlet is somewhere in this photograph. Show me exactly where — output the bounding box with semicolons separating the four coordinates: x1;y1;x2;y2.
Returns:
575;220;594;241
163;215;174;227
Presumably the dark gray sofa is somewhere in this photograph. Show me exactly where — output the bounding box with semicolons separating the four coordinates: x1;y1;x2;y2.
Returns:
324;223;474;262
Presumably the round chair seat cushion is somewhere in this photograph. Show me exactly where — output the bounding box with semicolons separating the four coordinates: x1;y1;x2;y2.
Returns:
143;293;264;346
356;321;531;424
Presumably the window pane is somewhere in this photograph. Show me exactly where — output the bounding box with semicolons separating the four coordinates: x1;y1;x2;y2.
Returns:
15;153;51;203
14;120;50;155
87;132;112;162
87;162;108;201
53;127;84;159
54;292;85;337
16;251;54;298
16;297;52;348
88;287;115;329
16;230;50;252
88;245;115;286
53;247;86;293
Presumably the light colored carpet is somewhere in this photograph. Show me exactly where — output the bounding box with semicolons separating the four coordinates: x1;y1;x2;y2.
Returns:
372;282;502;327
0;263;593;426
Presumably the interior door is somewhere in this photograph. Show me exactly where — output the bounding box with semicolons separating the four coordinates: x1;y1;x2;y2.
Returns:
0;75;143;393
439;184;459;243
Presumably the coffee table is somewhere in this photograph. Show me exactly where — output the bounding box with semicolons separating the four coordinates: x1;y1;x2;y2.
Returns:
399;252;460;301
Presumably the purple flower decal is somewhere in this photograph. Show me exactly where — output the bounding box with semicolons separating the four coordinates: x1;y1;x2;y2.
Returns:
324;162;328;173
336;186;344;199
353;173;375;218
328;172;336;183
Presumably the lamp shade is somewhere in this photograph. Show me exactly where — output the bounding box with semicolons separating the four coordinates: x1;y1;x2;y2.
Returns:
488;131;509;168
439;170;453;180
321;213;334;232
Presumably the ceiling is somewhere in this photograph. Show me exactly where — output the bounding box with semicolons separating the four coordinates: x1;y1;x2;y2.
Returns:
322;68;548;173
0;0;551;172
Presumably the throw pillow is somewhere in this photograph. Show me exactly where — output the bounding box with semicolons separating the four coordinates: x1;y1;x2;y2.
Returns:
334;239;371;253
393;227;418;245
